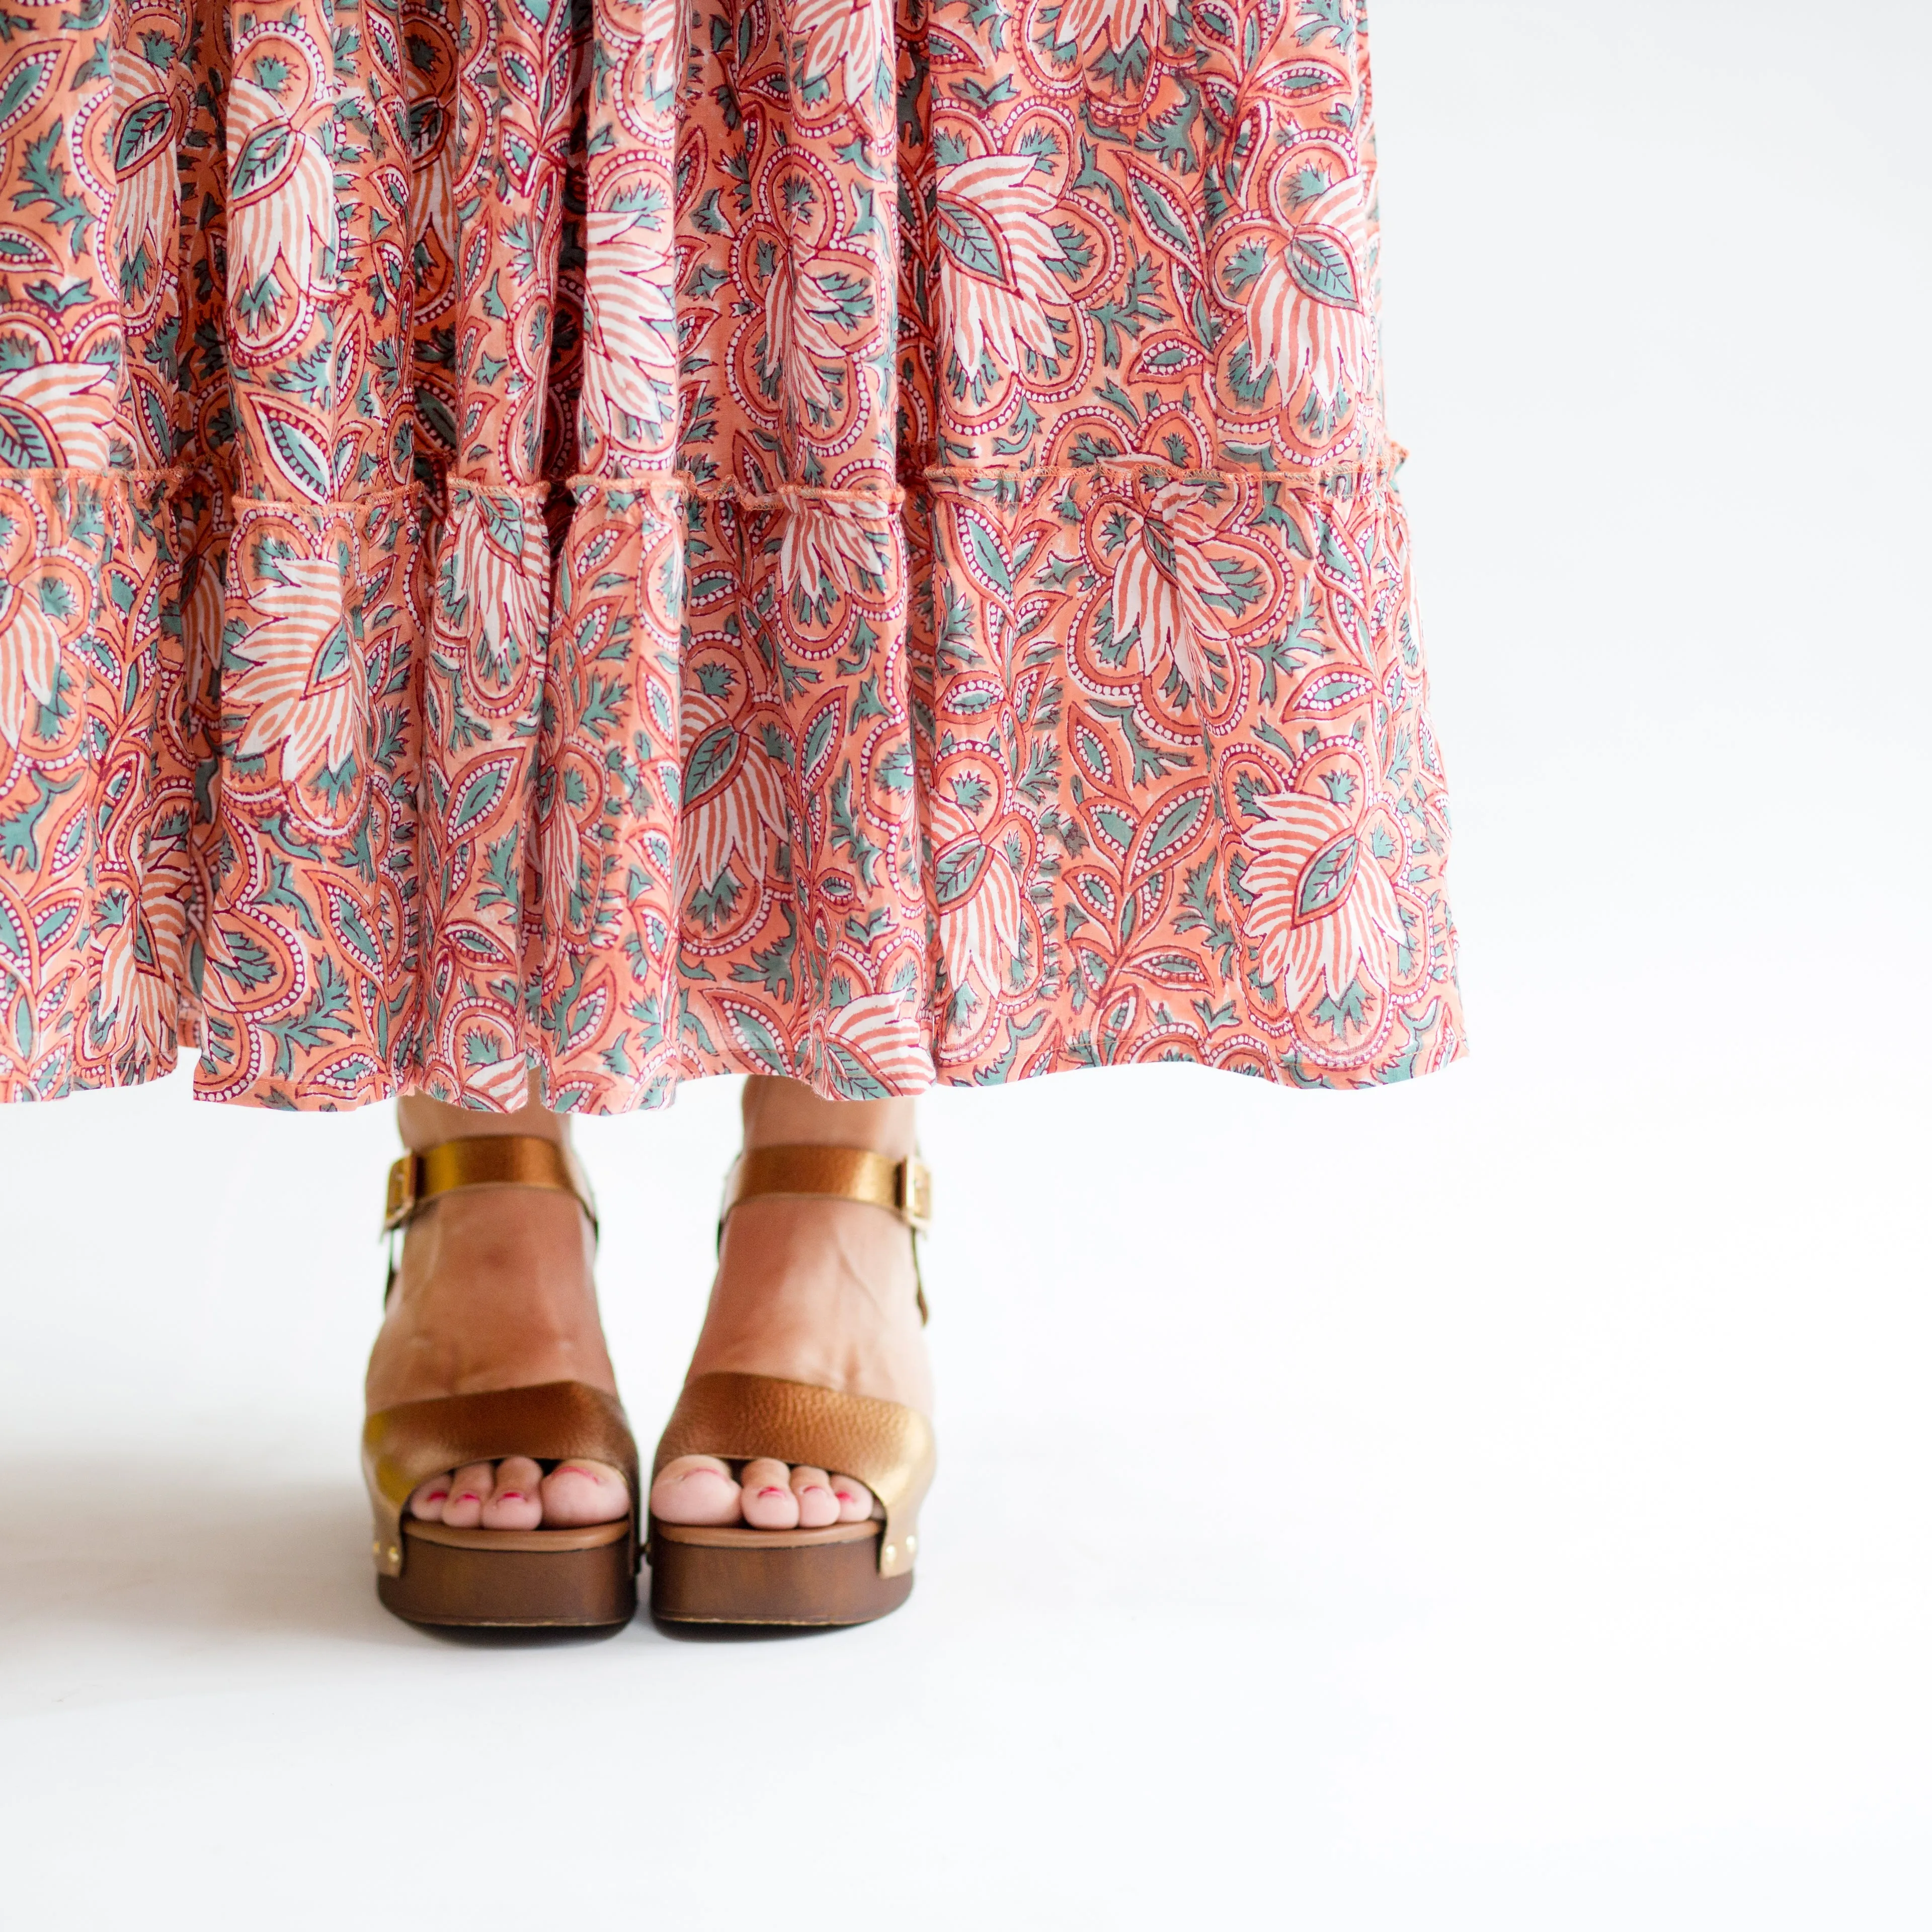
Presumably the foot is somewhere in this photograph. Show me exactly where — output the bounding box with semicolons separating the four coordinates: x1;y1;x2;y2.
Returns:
648;1079;928;1533
367;1096;630;1532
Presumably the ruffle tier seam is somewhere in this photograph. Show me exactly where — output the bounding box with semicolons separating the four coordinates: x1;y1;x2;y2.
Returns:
0;448;1407;522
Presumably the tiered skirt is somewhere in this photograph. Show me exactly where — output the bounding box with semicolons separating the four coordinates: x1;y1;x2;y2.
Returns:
0;0;1464;1109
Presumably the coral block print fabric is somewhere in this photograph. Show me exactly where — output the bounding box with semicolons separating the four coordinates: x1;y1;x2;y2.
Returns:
0;0;1463;1109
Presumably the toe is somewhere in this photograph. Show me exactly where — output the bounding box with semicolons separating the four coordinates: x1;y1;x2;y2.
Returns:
740;1457;801;1530
829;1473;875;1523
407;1472;454;1521
789;1465;840;1529
480;1456;544;1530
649;1455;743;1526
539;1459;630;1527
441;1462;495;1528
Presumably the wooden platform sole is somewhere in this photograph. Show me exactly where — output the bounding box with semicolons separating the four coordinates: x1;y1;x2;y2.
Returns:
378;1517;637;1630
648;1517;914;1626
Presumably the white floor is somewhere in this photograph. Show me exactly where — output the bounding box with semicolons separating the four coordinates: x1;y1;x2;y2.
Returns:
4;5;1928;1926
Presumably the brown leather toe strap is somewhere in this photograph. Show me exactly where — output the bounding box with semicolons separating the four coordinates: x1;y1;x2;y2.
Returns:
653;1372;935;1579
363;1381;637;1577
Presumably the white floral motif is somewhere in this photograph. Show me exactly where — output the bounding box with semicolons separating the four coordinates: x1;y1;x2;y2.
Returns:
1043;0;1174;61
1110;477;1241;701
929;790;1025;1020
226;74;338;352
758;226;861;420
784;0;893;131
1241;778;1405;1011
111;84;181;334
229;543;366;820
581;184;679;462
0;575;61;750
934;155;1063;378
676;682;790;910
1243;174;1376;419
437;497;543;695
776;496;889;605
0;362;115;473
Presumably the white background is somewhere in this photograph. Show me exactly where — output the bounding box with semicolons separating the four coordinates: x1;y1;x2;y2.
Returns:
2;3;1927;1924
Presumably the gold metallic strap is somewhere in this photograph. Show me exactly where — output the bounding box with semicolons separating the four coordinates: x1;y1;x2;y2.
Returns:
720;1145;931;1233
382;1136;598;1238
719;1145;932;1325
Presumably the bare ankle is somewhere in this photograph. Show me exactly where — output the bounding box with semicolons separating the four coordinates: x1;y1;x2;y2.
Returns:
741;1076;916;1159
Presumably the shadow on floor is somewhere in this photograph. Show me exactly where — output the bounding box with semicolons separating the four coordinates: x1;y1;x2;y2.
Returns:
0;1452;420;1648
0;1453;875;1651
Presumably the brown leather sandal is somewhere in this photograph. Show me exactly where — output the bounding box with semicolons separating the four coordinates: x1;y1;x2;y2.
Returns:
648;1146;937;1628
362;1137;640;1633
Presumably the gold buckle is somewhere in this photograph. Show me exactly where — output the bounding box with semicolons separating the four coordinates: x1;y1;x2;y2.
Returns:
381;1154;421;1235
895;1157;932;1234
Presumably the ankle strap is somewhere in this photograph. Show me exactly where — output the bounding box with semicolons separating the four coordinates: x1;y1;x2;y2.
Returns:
719;1146;932;1325
383;1136;598;1239
720;1146;931;1233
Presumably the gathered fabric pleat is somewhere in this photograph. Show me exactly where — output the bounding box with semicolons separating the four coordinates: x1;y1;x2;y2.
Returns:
0;0;1464;1109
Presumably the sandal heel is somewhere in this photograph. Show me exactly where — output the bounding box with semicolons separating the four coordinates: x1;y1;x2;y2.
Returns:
649;1519;912;1627
380;1519;637;1630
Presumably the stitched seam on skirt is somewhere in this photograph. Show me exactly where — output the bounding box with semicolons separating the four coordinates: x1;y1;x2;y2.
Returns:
0;445;1407;521
0;441;1407;498
0;464;195;505
561;448;1408;510
226;480;433;517
0;464;192;482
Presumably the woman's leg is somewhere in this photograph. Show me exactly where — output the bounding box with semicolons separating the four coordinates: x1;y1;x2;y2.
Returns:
365;1074;629;1528
649;1077;930;1530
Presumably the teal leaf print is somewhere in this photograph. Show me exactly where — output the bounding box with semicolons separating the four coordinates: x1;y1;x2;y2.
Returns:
932;838;988;910
0;51;57;139
1287;228;1358;307
719;999;790;1076
447;763;510;842
935;198;1005;280
1125;169;1196;262
230;122;293;199
0;400;54;468
1297;835;1358;919
262;412;332;499
114;97;172;172
682;721;738;802
1140;789;1208;867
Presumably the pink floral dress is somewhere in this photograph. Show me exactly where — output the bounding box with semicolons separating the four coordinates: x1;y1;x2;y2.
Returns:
0;0;1463;1110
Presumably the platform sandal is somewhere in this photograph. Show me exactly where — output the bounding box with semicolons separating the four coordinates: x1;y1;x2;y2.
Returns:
648;1146;937;1628
361;1137;640;1633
